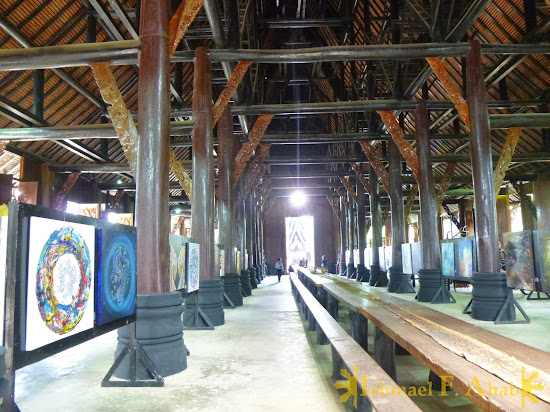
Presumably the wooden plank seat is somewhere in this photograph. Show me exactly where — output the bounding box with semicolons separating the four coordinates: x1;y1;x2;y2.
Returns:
320;281;550;412
290;273;421;412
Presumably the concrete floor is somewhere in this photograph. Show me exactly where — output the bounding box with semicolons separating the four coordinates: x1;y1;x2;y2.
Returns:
15;276;345;412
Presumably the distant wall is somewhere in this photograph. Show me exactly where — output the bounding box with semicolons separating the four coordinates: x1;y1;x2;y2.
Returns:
263;196;339;269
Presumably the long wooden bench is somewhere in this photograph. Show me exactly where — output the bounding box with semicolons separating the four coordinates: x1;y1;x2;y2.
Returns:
303;270;550;411
290;273;421;412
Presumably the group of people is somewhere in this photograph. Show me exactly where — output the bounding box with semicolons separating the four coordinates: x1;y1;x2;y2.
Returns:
273;255;329;282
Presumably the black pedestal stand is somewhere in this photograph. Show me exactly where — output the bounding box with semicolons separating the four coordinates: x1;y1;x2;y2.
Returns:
102;322;164;387
183;292;215;330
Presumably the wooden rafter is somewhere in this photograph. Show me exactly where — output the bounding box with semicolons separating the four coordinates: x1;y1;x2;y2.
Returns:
51;172;80;210
493;127;522;195
350;162;370;195
212;61;252;126
358;141;390;195
169;0;205;56
339;175;358;203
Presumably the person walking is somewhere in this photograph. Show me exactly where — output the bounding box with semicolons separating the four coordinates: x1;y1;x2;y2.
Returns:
275;258;284;282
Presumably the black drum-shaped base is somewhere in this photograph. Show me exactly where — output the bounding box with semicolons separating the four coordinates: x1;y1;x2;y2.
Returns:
223;273;243;306
184;278;225;326
249;267;258;289
115;292;187;379
241;269;251;296
417;269;442;302
369;265;380;286
356;264;369;282
387;267;416;293
472;272;515;321
254;265;262;283
346;264;355;278
373;267;388;287
339;262;346;276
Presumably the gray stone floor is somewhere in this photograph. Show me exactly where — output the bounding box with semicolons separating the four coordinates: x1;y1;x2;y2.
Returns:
15;276;345;412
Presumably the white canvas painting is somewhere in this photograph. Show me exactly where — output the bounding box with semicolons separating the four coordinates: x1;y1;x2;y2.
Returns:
186;242;200;293
26;216;95;351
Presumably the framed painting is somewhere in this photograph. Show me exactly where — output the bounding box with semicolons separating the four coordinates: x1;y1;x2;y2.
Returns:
96;226;137;325
401;243;413;275
411;242;423;276
384;246;392;271
186;242;200;293
457;238;475;280
220;248;225;277
441;240;455;278
503;231;536;291
532;230;550;293
25;216;95;351
169;234;188;291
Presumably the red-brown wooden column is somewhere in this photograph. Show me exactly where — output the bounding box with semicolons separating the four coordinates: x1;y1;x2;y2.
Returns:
356;178;368;282
234;175;251;295
185;47;224;326
217;107;243;305
467;40;513;321
416;100;452;303
387;138;414;293
369;164;387;286
126;0;187;379
339;195;347;275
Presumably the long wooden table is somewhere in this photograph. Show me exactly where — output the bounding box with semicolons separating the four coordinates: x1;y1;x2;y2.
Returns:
297;268;550;412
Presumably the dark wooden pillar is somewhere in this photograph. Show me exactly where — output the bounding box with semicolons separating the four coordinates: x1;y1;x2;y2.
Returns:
356;178;367;281
534;175;550;229
347;189;356;276
458;198;475;236
217;107;236;274
369;164;386;286
234;175;251;295
467;40;511;321
339;196;347;275
388;138;405;268
466;39;500;274
416;101;440;270
136;0;171;293
191;47;215;281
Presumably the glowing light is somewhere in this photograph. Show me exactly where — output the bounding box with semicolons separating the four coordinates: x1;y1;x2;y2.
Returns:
175;208;181;214
117;179;123;184
107;212;119;224
13;189;20;199
290;191;307;207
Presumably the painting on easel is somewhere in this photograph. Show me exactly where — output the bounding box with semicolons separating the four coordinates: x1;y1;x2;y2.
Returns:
533;229;550;294
503;231;536;291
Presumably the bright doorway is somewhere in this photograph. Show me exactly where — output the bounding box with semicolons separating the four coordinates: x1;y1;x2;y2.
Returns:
285;216;315;270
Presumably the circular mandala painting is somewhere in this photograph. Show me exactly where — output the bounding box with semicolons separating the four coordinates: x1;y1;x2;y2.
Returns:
36;226;92;335
102;234;136;315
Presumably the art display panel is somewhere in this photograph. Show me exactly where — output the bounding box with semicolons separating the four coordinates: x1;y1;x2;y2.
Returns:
384;246;392;271
97;227;137;325
26;216;95;351
169;234;188;291
401;243;413;275
532;230;550;293
186;242;200;293
457;238;475;280
441;241;456;278
378;247;385;271
220;249;225;277
411;242;423;276
503;231;536;291
236;251;241;274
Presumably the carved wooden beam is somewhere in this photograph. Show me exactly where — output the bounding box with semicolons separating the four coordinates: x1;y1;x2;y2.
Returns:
426;57;470;130
442;203;464;231
404;184;418;223
244;144;271;197
339;175;358;203
326;196;340;220
334;187;349;209
493;127;522;195
51;171;80;210
233;114;274;185
169;0;205;56
109;188;125;210
90;62;138;173
510;181;537;221
436;162;457;205
358;141;390;195
171;215;185;234
350;162;370;195
377;110;420;181
169;149;193;200
212;61;252;127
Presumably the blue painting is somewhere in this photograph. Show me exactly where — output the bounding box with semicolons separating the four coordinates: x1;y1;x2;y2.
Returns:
401;243;412;274
457;238;475;280
97;227;137;325
441;241;455;277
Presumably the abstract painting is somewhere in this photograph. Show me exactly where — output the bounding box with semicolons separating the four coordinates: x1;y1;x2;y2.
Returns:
97;227;137;325
169;234;187;291
401;243;413;274
378;247;385;271
503;231;536;291
457;238;475;279
186;242;200;292
411;242;423;276
441;241;455;278
384;246;392;271
26;216;95;351
532;230;550;293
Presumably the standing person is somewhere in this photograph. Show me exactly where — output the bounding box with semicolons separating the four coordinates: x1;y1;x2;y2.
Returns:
275;258;284;282
321;255;328;268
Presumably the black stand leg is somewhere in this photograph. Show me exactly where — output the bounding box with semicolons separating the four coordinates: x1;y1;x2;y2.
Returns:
526;290;550;300
102;322;164;387
223;291;236;308
463;297;473;314
495;289;530;324
183;292;215;330
430;279;456;304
